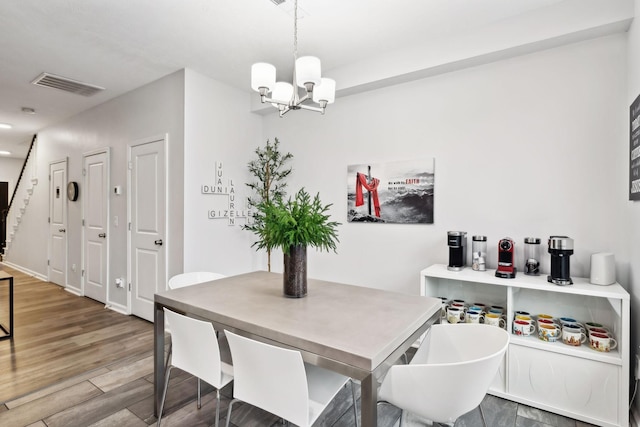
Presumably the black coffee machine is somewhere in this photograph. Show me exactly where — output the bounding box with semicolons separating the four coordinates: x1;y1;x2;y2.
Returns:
548;236;574;285
447;231;467;271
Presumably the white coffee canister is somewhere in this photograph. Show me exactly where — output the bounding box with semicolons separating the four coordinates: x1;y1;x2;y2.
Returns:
590;252;616;285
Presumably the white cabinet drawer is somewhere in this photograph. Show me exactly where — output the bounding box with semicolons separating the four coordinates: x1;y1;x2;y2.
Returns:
508;345;619;425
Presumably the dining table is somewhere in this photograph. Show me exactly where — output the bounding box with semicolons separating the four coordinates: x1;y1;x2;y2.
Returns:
154;271;441;427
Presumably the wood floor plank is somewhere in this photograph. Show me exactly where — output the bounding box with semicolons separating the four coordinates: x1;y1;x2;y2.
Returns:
0;381;102;427
0;265;153;403
86;408;148;427
89;355;154;392
43;378;153;427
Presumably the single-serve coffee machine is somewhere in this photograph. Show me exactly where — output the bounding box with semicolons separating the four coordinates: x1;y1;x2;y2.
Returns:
447;231;467;271
548;236;574;285
495;237;517;278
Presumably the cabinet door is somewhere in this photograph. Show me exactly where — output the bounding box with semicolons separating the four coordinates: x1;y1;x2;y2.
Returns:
508;345;619;425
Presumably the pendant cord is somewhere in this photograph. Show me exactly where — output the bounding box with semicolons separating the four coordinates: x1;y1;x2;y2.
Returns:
293;0;298;62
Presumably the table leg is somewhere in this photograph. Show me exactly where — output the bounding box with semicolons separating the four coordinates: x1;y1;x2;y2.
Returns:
154;302;165;417
360;373;378;427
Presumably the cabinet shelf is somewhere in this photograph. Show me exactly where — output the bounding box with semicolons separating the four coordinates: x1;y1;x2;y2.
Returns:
421;263;630;427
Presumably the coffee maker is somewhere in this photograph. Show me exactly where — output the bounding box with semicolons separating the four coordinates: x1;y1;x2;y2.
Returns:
495;237;517;278
548;236;574;285
447;231;467;271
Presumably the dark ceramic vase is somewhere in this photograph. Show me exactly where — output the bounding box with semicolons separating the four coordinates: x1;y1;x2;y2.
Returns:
283;244;307;298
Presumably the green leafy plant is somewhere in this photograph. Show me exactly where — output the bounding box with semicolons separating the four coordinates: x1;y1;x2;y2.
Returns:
244;138;293;270
252;188;340;255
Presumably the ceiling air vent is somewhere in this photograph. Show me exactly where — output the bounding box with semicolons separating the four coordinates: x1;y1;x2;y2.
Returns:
270;0;286;5
31;72;105;97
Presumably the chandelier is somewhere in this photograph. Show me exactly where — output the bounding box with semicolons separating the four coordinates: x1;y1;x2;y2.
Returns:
250;0;335;117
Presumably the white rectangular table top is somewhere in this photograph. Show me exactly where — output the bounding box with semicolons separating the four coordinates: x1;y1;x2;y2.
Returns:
155;270;440;372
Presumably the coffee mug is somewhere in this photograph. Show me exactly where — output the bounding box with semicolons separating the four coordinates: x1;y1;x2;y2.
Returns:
588;327;612;337
589;332;617;352
558;317;579;326
473;302;487;311
538;323;561;342
485;312;505;328
451;299;466;306
513;320;535;336
585;322;607;332
490;305;505;315
537;318;558;330
468;305;484;313
562;326;586;346
450;303;467;311
514;310;530;317
446;306;465;324
465;311;483;324
562;323;586;334
515;315;533;323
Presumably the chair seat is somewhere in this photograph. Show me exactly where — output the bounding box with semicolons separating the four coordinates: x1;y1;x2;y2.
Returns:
220;361;234;388
305;363;351;425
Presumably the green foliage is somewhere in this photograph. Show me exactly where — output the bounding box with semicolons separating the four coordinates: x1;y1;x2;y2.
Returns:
244;138;293;270
252;188;340;255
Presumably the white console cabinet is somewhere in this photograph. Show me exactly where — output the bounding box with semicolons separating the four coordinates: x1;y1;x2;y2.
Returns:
421;264;630;427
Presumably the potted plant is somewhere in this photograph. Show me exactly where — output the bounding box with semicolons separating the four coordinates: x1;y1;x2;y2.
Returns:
251;188;340;297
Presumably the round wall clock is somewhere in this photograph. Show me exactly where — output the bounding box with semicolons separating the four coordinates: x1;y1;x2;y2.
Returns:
67;181;79;201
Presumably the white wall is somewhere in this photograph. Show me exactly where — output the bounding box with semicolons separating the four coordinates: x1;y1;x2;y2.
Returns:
627;0;640;418
262;34;629;296
0;157;24;198
4;70;185;309
183;69;262;274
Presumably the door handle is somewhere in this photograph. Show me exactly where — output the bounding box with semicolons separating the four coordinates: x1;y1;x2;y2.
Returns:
154;239;163;246
98;233;106;238
59;228;66;233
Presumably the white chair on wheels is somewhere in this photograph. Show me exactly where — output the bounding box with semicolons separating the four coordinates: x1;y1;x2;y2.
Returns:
158;309;233;427
164;271;226;410
224;330;359;427
378;323;509;426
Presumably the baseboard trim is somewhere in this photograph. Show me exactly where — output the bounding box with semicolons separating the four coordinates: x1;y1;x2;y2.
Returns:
105;303;129;316
0;261;47;282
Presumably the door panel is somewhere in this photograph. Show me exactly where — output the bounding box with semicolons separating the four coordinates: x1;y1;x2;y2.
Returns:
83;151;109;302
130;138;165;321
49;160;67;286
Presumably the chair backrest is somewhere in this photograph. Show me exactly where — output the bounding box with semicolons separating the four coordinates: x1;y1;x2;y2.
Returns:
168;272;226;290
164;308;226;388
225;330;311;427
379;323;509;424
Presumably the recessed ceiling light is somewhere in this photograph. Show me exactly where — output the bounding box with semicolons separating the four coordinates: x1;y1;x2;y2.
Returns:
0;123;12;129
0;150;11;156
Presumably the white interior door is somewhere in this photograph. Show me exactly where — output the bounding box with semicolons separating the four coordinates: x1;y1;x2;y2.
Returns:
83;150;109;303
49;159;67;286
129;137;166;321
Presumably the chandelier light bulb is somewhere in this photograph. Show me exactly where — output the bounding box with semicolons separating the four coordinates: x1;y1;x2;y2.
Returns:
251;63;276;93
313;78;336;105
295;56;321;89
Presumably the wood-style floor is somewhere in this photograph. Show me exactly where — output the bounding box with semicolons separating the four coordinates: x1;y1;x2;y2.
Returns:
0;265;153;403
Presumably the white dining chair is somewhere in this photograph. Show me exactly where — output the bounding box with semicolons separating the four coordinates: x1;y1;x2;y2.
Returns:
168;271;226;289
158;309;233;427
165;271;226;409
224;330;359;427
378;323;509;426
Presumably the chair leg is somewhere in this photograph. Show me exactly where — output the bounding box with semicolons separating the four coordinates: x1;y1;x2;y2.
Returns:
157;366;173;427
350;379;359;427
225;398;239;427
197;378;201;409
478;403;488;427
214;389;221;427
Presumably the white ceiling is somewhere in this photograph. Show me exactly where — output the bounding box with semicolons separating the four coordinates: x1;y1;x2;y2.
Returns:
0;0;631;158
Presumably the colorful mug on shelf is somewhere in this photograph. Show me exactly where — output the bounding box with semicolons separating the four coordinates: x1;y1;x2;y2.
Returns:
465;310;484;324
538;323;561;342
513;320;535;336
562;326;587;346
589;332;617;352
485;312;505;328
446;306;465;324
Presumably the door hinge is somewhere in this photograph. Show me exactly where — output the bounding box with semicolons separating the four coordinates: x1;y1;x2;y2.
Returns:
128;283;131;291
82;168;86;176
48;174;51;181
128;222;131;231
128;161;133;170
48;217;50;224
82;219;85;226
81;269;84;277
47;259;50;266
